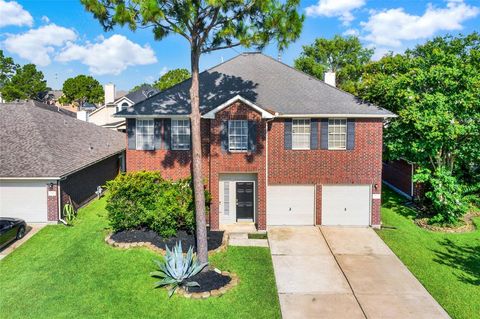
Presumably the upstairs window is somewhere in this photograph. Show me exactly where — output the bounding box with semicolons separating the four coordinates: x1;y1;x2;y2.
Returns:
292;119;311;150
117;102;129;112
328;118;347;150
136;119;154;150
171;119;191;150
228;120;248;151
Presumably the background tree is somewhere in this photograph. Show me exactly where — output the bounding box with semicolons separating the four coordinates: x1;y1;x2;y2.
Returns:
154;68;190;91
0;50;18;91
130;82;151;92
356;33;480;224
1;64;48;102
294;35;373;93
81;0;304;263
59;75;104;106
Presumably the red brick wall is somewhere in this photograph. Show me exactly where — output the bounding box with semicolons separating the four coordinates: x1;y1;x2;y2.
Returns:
46;182;59;222
126;121;210;181
125;108;384;228
208;102;267;230
267;118;383;226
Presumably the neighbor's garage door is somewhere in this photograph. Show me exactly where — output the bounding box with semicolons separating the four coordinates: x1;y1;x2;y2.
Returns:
322;185;370;226
0;180;48;222
267;185;315;225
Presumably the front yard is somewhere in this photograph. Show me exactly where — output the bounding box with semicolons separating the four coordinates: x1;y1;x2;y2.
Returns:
0;198;281;319
377;187;480;319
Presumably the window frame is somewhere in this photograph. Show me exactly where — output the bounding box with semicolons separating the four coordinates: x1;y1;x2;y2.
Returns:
171;118;191;150
117;101;130;112
328;118;347;150
135;119;155;150
228;120;249;152
292;118;311;150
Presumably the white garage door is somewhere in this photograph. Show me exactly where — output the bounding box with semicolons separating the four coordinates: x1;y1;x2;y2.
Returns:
267;185;315;225
0;180;49;222
322;185;370;226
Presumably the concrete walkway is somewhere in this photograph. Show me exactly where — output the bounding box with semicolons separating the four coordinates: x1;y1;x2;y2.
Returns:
268;226;450;319
0;224;46;260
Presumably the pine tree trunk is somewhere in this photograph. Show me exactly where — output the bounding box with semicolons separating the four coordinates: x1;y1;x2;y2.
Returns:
189;47;208;264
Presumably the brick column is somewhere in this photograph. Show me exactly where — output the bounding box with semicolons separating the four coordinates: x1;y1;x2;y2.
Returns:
46;182;59;222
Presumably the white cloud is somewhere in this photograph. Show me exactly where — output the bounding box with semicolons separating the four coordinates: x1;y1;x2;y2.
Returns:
305;0;366;24
361;0;479;47
3;24;77;66
56;34;158;75
159;66;168;76
0;0;33;28
41;16;50;23
343;28;359;36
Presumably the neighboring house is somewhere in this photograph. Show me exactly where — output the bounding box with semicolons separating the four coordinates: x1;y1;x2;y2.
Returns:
116;53;395;230
29;99;77;118
87;84;159;132
0;101;125;223
383;159;424;200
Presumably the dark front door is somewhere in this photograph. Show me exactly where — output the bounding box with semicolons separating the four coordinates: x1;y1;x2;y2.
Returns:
236;182;254;220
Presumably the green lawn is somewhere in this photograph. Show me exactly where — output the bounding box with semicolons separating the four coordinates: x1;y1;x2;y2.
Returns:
377;187;480;319
0;198;281;319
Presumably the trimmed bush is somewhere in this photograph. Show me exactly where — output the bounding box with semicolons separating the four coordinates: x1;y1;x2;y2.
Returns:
105;171;210;237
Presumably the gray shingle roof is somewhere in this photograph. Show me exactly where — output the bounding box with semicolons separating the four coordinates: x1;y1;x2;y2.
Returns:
122;84;160;104
0;101;125;178
32;100;76;118
116;53;394;117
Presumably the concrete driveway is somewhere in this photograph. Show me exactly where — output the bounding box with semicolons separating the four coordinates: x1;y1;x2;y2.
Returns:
268;226;450;319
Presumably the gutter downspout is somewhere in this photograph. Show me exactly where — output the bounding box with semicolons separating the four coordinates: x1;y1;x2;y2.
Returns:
264;116;276;229
57;180;67;225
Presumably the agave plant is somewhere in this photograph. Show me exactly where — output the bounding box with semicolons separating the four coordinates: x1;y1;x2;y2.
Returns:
150;242;208;297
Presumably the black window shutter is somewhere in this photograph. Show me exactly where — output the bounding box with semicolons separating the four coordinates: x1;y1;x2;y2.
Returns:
221;120;228;153
154;119;162;150
127;118;136;150
284;119;292;150
320;119;328;150
310;118;319;150
163;118;171;150
248;121;257;152
347;119;355;150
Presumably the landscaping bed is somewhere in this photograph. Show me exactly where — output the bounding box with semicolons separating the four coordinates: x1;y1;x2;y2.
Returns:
187;270;231;293
415;211;479;233
110;228;225;253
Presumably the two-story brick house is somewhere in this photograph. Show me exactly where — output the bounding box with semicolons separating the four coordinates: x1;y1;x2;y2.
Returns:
115;53;395;230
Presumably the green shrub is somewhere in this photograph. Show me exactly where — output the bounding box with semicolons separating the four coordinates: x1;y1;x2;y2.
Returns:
415;167;478;225
105;171;210;237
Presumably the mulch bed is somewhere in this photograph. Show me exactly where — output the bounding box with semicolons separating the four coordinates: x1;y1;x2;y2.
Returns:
110;228;224;253
415;211;480;233
186;270;232;293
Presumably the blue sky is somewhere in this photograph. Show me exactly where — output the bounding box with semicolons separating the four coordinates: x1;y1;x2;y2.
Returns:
1;0;478;91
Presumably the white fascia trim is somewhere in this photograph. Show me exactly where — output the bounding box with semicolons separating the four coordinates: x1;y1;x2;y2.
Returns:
202;95;274;119
276;113;397;118
113;96;134;105
0;177;60;180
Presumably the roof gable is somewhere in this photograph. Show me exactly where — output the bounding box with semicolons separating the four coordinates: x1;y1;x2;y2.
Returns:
202;95;274;119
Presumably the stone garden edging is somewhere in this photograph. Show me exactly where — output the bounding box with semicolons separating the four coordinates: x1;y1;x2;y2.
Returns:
176;271;238;299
